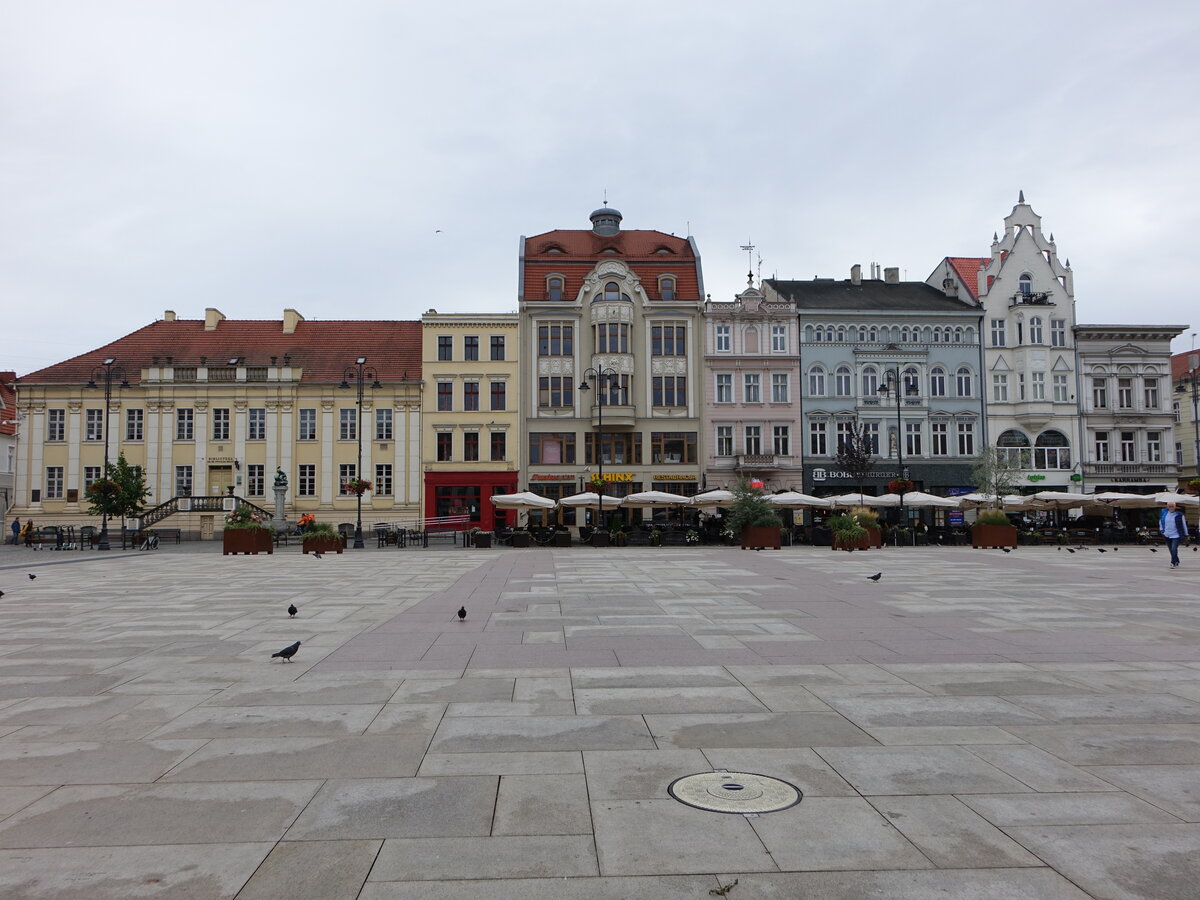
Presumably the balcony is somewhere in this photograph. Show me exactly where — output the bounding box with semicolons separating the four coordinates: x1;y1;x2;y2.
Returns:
735;454;796;470
1009;291;1054;307
590;405;636;429
1083;462;1178;477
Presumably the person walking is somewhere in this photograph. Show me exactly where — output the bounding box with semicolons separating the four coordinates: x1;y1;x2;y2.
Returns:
1160;501;1189;570
20;518;34;547
9;518;18;545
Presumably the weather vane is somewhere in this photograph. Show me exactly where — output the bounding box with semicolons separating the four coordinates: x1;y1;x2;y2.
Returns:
740;239;756;286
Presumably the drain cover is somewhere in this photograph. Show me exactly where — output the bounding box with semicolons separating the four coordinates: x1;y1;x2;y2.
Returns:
668;771;802;814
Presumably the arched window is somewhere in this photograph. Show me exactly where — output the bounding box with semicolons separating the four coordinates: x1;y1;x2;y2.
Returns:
659;275;676;301
930;366;946;397
953;327;964;343
900;327;911;343
963;326;974;343
1029;316;1043;344
848;326;859;343
997;429;1032;467
902;367;920;395
604;281;621;302
835;366;852;396
836;326;846;342
932;328;943;343
1034;429;1071;470
547;275;564;301
861;366;878;397
804;325;814;342
808;365;826;397
867;326;878;342
956;366;973;397
1019;273;1033;296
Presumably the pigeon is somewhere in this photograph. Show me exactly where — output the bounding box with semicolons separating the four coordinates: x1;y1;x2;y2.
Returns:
271;641;301;662
0;590;4;598
28;574;35;580
1066;548;1076;553
312;552;323;559
1002;548;1011;553
1113;548;1119;552
1150;548;1158;553
457;606;467;621
1057;546;1062;551
867;573;882;582
287;604;297;618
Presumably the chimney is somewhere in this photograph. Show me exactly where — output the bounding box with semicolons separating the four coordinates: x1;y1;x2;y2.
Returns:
204;308;225;331
850;264;862;285
282;308;304;334
883;267;900;284
163;310;176;322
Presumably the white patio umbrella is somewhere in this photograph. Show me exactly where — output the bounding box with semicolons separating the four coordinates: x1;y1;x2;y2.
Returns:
767;491;830;508
875;491;960;508
954;492;1003;509
1088;492;1161;508
1154;491;1200;507
1027;490;1091;509
557;491;622;508
689;489;736;508
620;490;692;507
825;492;900;508
489;491;557;510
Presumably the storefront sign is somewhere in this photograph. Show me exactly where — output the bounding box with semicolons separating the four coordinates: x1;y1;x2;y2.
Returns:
812;468;902;481
653;474;697;481
604;472;636;482
530;474;576;481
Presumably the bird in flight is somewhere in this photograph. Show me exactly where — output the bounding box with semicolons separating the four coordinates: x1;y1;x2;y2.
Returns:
457;606;467;621
288;604;297;618
271;641;301;662
867;573;882;582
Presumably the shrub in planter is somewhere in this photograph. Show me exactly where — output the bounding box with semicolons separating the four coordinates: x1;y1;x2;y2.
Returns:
223;504;273;555
829;513;867;551
975;509;1011;526
302;522;345;554
972;508;1018;549
728;478;782;549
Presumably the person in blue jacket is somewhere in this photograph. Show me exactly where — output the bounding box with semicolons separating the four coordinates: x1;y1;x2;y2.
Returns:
1159;501;1190;569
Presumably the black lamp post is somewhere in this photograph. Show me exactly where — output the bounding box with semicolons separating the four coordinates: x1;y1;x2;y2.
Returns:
340;357;381;549
878;368;917;537
86;357;129;551
579;366;618;537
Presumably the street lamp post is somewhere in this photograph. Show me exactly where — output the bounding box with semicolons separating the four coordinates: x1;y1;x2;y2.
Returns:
86;358;128;551
878;368;916;540
340;357;381;549
579;366;617;540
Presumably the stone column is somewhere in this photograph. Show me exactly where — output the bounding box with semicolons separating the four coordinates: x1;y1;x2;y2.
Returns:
272;469;288;527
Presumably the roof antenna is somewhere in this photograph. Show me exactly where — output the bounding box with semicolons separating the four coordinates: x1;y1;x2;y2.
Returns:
740;239;756;287
602;188;607;206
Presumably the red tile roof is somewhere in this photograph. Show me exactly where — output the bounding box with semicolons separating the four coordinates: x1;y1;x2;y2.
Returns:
946;257;990;300
522;229;700;301
17;319;422;385
1173;350;1200;382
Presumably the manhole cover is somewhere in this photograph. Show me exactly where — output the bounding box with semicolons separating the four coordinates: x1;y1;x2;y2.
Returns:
667;771;802;814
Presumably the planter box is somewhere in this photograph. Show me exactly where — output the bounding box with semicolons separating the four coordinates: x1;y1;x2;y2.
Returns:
473;532;492;549
590;532;611;548
510;532;532;548
553;532;571;547
741;525;781;550
831;526;882;551
223;528;273;555
302;536;345;554
972;524;1018;549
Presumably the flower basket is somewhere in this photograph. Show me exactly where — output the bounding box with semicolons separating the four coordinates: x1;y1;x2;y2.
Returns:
886;479;914;494
1186;478;1200;495
589;473;609;491
342;478;373;497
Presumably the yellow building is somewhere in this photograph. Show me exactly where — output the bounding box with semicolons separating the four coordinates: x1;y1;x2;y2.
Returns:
12;308;423;538
420;312;520;530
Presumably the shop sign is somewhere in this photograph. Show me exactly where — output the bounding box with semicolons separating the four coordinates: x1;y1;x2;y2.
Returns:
653;474;697;481
812;468;901;481
604;472;636;482
530;474;576;481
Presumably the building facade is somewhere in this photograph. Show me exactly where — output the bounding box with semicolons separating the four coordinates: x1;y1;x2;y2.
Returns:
518;207;706;524
11;309;423;536
421;312;519;530
0;371;16;535
1173;349;1200;486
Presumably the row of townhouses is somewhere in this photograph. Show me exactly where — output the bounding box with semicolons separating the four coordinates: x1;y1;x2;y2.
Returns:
5;197;1195;536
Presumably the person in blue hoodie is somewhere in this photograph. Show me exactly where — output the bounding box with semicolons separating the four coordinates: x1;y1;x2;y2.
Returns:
1159;501;1190;569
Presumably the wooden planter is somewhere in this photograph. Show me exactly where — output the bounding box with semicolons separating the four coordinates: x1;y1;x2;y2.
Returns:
972;524;1018;549
473;532;492;548
302;536;345;554
590;532;611;548
553;532;571;547
223;528;273;555
510;531;532;548
831;526;882;551
741;525;781;550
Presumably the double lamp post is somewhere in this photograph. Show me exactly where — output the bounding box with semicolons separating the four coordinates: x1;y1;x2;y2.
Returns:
340;357;380;549
579;365;618;536
878;367;916;533
86;357;128;551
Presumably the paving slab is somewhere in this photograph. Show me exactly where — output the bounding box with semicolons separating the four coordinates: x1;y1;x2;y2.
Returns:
236;839;382;900
959;791;1184;826
370;835;598;881
814;746;1032;795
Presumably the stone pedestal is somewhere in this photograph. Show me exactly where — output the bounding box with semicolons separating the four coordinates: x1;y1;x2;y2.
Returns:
272;484;288;529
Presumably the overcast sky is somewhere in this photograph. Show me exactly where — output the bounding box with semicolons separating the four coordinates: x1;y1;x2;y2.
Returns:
3;1;1198;375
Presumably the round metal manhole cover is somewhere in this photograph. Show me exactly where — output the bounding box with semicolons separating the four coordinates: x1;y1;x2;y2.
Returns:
667;771;802;814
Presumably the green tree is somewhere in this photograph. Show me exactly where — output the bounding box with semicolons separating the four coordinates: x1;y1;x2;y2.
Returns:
85;453;151;523
726;478;782;531
834;420;876;497
971;446;1021;508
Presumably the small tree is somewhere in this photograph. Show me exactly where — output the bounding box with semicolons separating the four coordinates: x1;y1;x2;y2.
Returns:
834;420;876;497
85;453;151;525
726;478;782;531
971;446;1021;508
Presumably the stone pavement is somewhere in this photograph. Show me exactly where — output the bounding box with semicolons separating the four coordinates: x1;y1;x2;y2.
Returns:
0;539;1199;898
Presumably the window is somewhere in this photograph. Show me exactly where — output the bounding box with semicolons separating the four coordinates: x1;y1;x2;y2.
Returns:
463;381;480;411
835;420;855;453
1029;317;1044;344
86;408;104;441
743;373;761;403
1144;378;1160;409
1092;377;1108;409
528;433;576;464
212;408;230;440
490;431;506;461
715;325;731;352
1178;441;1185;464
771;325;787;352
44;466;62;499
247;464;264;496
1175;400;1182;424
375;464;393;496
375;407;392;440
586;432;640;465
339;408;357;440
652;376;686;407
772;373;789;403
490;335;505;360
992;373;1009;402
84;465;101;492
1051;319;1066;347
1053;374;1069;402
1034;430;1071;469
438;335;452;361
126;408;144;440
463;431;479;461
905;422;922;456
716;425;733;456
930;367;946;397
997;429;1032;467
990;319;1006;347
298;408;316;441
249;408;266;441
743;426;762;455
464;336;479;361
808;366;826;397
538;376;573;408
659;275;676;300
537;323;573;356
604;281;621;301
716;373;733;404
1094;431;1110;462
1019;273;1032;296
596;322;630;353
436;432;452;461
1120;431;1136;462
957;421;975;456
651;432;697;464
177;408;194;440
437;382;453;411
862;422;880;455
1117;378;1134;409
1031;372;1045;400
47;409;65;441
931;421;948;456
1147;431;1162;463
809;420;827;455
339;464;358;492
297;464;315;497
835;366;852;397
955;367;973;397
547;276;564;301
491;381;507;410
175;465;193;496
773;425;790;456
652;325;686;356
902;367;920;396
862;366;879;397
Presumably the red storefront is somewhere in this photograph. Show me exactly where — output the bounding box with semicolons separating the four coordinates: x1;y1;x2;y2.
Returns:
423;471;519;531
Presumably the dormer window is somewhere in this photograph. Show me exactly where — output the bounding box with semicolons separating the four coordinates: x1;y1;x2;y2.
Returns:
547;275;564;302
659;275;676;301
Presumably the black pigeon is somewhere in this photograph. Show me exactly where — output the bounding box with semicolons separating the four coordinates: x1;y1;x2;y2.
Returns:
1066;548;1076;553
1057;546;1062;551
867;573;882;582
28;574;35;580
0;590;4;598
1113;548;1119;552
287;604;297;618
312;552;323;559
457;606;467;621
1002;548;1011;553
271;641;301;662
1150;548;1158;553
1097;548;1107;553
